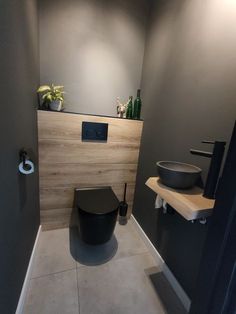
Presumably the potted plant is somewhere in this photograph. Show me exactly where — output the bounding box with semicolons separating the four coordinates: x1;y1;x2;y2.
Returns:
37;84;65;111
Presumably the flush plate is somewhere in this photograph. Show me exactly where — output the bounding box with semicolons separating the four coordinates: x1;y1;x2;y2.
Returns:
82;121;108;142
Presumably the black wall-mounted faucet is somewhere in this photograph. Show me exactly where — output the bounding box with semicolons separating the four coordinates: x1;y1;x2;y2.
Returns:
190;141;226;199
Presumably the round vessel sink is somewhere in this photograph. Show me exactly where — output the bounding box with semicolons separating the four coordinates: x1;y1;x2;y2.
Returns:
157;161;202;189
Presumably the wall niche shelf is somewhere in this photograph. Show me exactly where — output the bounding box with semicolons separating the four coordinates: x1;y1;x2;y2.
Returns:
37;109;143;122
146;177;215;221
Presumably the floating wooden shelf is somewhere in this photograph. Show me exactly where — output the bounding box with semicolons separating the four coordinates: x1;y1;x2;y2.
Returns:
146;177;215;221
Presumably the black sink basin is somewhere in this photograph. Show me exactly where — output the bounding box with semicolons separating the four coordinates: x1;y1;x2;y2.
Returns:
157;161;202;189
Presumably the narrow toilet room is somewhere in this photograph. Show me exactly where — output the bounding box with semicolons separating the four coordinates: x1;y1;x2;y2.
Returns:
1;1;236;314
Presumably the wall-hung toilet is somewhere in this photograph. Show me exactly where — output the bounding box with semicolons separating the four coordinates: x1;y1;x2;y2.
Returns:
75;187;120;245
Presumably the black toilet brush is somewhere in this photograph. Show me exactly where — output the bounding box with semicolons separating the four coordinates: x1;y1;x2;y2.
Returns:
119;183;128;225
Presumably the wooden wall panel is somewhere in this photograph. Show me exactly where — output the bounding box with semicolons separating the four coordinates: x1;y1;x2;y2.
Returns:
38;110;143;230
38;111;142;144
39;164;137;188
40;185;135;210
39;140;139;164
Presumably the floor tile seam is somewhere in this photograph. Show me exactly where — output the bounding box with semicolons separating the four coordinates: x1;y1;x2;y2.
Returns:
73;247;149;270
75;250;154;271
41;227;70;233
30;266;77;280
41;223;136;235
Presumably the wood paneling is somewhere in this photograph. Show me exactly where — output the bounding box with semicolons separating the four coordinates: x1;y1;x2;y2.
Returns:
39;140;139;164
38;111;143;144
39;164;137;188
38;111;143;230
40;185;135;210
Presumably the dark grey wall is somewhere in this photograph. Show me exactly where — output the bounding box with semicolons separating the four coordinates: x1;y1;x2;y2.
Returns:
0;1;40;313
39;0;150;116
134;0;236;300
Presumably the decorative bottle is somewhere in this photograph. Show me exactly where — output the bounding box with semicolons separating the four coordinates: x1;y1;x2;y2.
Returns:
126;96;133;119
133;89;142;119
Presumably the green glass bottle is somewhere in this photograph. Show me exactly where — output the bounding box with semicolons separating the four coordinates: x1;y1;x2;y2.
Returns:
126;96;133;119
133;89;142;119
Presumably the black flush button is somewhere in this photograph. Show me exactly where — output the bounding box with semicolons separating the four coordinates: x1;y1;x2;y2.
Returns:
82;121;108;142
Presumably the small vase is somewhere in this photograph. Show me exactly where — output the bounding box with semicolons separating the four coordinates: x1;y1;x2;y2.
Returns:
49;100;63;111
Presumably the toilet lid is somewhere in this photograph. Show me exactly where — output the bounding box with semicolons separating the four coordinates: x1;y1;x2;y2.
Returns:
75;186;120;214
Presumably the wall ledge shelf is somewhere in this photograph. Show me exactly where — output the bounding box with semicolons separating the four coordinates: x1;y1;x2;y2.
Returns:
146;177;215;221
37;109;143;122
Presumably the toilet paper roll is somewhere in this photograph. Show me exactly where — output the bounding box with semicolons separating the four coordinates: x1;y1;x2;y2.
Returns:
18;160;34;175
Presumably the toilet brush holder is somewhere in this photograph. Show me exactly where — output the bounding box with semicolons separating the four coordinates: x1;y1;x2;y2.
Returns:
119;201;128;225
119;183;128;225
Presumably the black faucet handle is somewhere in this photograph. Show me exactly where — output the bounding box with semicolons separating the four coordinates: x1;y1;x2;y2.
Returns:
202;140;226;146
190;149;212;158
202;140;215;144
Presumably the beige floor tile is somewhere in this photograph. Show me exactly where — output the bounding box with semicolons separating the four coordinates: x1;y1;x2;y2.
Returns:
113;221;149;259
32;228;76;278
77;253;166;314
26;221;184;314
24;269;79;314
73;221;149;267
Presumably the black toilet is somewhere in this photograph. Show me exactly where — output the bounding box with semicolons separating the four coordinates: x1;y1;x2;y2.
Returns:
75;187;119;245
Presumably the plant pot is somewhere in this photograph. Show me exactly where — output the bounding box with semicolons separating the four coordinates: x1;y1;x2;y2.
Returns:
49;100;63;111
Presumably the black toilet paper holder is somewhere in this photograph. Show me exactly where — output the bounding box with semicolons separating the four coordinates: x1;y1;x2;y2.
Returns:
19;149;31;171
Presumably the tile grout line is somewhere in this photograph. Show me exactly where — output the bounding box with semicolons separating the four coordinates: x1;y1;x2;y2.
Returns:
75;250;153;271
31;266;76;280
31;224;152;281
